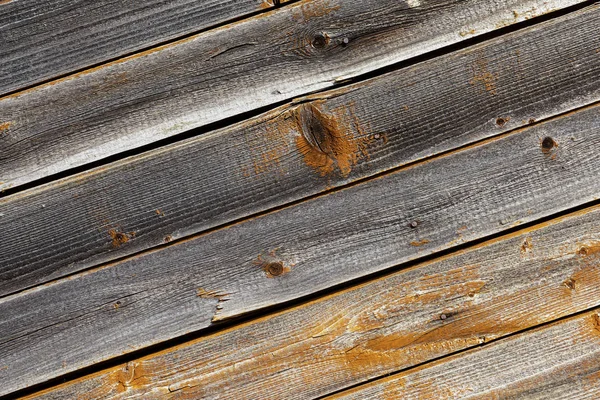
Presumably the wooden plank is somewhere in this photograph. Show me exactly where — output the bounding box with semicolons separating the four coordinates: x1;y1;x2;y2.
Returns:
3;3;600;297
0;0;275;96
0;0;586;192
23;202;600;399
332;311;600;400
2;86;600;396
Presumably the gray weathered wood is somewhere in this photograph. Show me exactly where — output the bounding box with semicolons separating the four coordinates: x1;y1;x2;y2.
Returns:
24;202;600;400
333;311;600;399
3;4;600;297
2;92;600;396
0;0;585;191
0;0;275;96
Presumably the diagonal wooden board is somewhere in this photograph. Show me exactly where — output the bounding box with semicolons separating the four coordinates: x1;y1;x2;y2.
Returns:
0;0;587;191
2;85;600;396
0;0;276;96
332;310;600;400
23;201;600;399
2;3;600;297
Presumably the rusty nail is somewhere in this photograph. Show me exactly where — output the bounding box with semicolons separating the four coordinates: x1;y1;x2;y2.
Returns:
374;133;381;140
440;313;447;320
266;262;284;277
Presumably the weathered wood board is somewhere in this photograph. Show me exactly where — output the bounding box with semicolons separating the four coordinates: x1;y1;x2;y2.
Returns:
0;0;275;96
2;93;600;396
3;4;600;297
23;203;600;400
332;310;600;399
0;0;586;191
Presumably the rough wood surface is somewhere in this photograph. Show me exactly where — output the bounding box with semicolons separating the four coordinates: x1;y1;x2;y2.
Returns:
3;4;600;297
24;203;600;400
332;310;600;400
0;0;275;96
2;94;600;396
0;0;585;191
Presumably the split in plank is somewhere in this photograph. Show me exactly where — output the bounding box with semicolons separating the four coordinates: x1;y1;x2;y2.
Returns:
2;85;600;395
0;0;586;191
22;200;600;399
2;3;600;296
0;0;276;96
332;310;600;399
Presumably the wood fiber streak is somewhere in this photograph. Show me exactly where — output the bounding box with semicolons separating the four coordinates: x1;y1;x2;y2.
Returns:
333;311;600;400
0;0;585;191
0;0;274;95
2;5;600;296
2;93;600;396
23;204;600;399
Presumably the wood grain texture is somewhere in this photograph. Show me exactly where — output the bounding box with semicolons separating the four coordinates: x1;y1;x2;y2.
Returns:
0;0;274;96
24;203;600;400
2;90;600;396
3;4;600;297
0;0;585;191
332;310;600;400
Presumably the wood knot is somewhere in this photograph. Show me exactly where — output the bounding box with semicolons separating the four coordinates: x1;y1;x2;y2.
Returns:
312;32;329;49
295;102;378;177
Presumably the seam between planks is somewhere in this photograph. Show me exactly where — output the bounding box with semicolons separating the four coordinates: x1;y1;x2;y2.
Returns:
318;305;600;400
12;199;600;400
0;0;301;100
3;95;598;302
0;0;595;199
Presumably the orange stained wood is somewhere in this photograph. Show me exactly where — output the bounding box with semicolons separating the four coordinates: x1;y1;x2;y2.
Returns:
330;311;600;400
24;203;600;399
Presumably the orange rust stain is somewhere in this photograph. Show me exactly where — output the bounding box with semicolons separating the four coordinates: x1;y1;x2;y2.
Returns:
294;101;380;178
164;235;173;243
0;121;11;133
520;237;533;255
591;313;600;335
253;253;292;278
0;0;12;4
459;28;476;37
293;0;340;22
469;54;497;95
259;0;275;9
410;239;430;247
108;229;135;248
107;362;150;393
577;241;600;258
155;209;165;217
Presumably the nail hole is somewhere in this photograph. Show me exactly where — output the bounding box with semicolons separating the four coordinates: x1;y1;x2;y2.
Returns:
528;118;536;124
266;262;284;277
312;33;329;49
496;117;508;127
541;136;557;153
